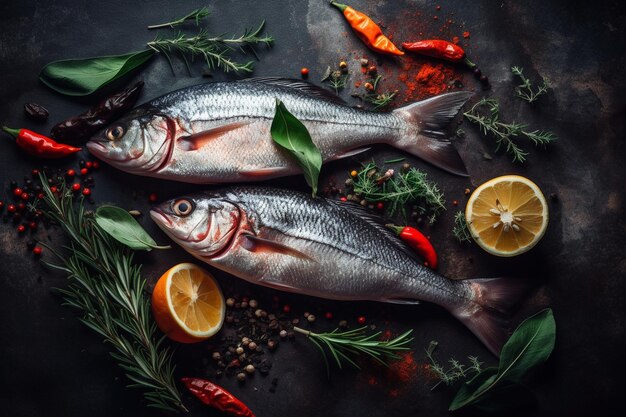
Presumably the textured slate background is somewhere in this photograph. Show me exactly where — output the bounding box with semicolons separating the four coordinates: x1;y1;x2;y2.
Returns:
0;1;624;416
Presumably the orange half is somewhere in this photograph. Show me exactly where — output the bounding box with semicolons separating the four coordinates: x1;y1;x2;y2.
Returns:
465;175;548;257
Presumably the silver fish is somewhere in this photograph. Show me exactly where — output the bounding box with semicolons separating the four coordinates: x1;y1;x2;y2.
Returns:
150;187;527;356
87;78;471;183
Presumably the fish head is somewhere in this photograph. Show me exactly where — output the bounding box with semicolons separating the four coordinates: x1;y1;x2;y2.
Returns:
150;193;242;258
86;107;178;174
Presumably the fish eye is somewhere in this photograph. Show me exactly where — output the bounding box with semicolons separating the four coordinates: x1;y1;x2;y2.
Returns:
172;199;194;216
106;125;125;141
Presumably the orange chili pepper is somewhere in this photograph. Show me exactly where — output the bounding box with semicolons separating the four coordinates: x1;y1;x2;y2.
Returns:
331;1;404;56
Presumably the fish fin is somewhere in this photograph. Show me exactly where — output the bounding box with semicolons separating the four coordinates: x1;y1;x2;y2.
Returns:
241;77;348;105
383;298;421;305
450;277;533;357
178;122;249;151
242;235;314;261
392;91;472;176
326;199;416;259
239;167;287;178
329;147;371;161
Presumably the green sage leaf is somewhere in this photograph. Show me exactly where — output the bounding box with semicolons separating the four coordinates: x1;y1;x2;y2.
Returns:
39;49;155;96
270;99;322;197
95;205;169;250
449;308;556;411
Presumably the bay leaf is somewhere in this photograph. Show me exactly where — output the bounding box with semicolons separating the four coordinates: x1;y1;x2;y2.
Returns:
270;99;322;196
39;49;155;96
95;205;169;251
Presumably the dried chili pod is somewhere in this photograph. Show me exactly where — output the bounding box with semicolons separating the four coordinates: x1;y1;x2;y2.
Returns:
50;80;144;143
182;377;255;417
24;102;49;122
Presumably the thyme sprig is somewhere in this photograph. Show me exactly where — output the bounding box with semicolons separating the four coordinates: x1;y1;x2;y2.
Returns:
452;211;472;243
511;66;549;103
148;6;211;29
39;176;186;412
426;341;482;390
147;21;273;74
294;326;413;371
463;98;557;163
350;162;446;223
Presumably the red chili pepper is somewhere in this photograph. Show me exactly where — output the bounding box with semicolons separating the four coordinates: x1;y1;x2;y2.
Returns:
2;126;81;158
387;224;438;269
401;40;475;68
181;377;255;417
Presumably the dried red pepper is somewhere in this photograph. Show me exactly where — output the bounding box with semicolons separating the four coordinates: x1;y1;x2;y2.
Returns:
331;2;404;56
182;377;255;417
50;80;144;143
2;126;81;158
387;224;438;269
402;40;475;67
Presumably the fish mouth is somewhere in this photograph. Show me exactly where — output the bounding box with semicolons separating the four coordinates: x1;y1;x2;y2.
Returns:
86;140;107;155
150;207;173;228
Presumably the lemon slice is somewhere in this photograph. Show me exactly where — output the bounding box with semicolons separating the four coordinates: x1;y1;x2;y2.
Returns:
465;175;548;257
151;263;225;343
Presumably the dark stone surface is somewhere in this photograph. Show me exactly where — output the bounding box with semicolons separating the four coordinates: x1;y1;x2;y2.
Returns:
0;1;624;416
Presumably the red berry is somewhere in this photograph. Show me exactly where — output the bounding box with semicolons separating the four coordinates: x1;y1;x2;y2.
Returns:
376;202;384;210
13;188;23;197
301;67;309;77
7;204;16;213
283;305;291;314
453;200;458;206
50;186;58;193
148;193;158;203
21;192;29;201
32;246;42;256
17;225;26;233
66;169;76;177
80;168;88;176
357;316;366;325
340;196;347;202
31;169;39;176
72;183;81;191
424;261;430;268
325;312;333;320
29;221;37;230
37;193;44;199
85;161;93;169
92;161;100;169
82;187;91;196
17;203;25;211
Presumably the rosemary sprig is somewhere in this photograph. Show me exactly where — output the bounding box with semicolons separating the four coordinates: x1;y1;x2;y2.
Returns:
147;21;273;74
511;66;549;103
426;341;482;390
350;162;446;223
452;211;472;243
148;6;211;29
294;326;413;371
463;98;556;163
39;176;186;412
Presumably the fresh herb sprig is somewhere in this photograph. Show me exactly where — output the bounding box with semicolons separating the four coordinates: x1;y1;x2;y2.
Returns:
463;98;556;163
39;177;186;412
511;66;549;103
364;75;397;110
426;341;482;390
147;22;273;74
452;211;472;243
328;70;349;94
148;6;211;29
293;326;413;371
350;162;446;223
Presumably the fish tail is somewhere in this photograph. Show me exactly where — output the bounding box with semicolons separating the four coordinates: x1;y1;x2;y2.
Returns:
450;277;531;356
391;91;472;176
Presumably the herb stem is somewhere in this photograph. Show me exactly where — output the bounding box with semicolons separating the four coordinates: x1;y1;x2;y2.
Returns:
148;6;211;29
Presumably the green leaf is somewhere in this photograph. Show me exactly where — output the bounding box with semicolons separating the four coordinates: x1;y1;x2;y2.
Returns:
39;50;155;96
449;308;556;411
270;99;322;196
95;205;169;251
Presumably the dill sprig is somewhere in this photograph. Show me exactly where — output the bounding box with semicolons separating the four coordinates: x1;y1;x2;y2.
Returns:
463;98;557;163
452;211;472;243
38;176;186;412
350;162;446;223
511;66;549;103
363;74;397;110
148;6;211;29
147;21;273;74
426;341;483;390
294;326;413;372
327;70;348;94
